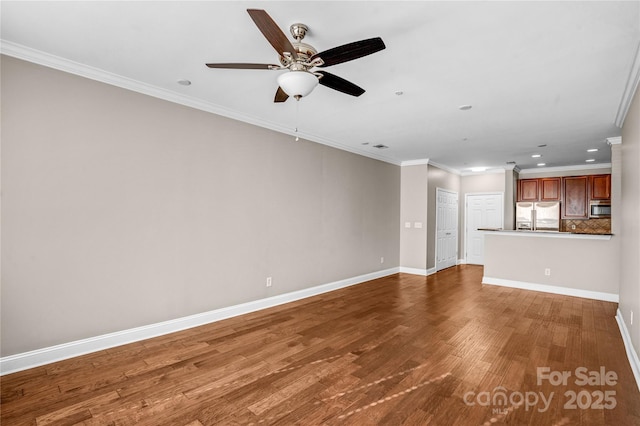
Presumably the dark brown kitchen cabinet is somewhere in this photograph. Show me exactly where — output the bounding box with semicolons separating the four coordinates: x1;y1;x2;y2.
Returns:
590;174;611;200
539;177;561;201
517;179;539;201
517;177;561;202
562;176;588;219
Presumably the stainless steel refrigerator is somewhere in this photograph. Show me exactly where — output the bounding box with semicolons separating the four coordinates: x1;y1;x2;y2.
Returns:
515;202;560;231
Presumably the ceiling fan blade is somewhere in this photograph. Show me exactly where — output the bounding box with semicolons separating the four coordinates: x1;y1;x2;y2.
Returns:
247;9;298;60
317;71;365;97
274;86;289;103
311;37;385;67
206;63;279;70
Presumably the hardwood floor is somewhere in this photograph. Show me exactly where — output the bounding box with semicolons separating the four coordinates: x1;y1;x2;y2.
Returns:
2;265;639;425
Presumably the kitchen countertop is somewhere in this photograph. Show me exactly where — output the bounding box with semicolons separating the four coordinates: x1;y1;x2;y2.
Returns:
480;229;612;240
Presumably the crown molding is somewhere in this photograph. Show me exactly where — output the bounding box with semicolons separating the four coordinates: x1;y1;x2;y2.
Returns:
428;161;461;175
615;41;640;128
505;164;521;173
0;40;402;166
400;159;430;167
607;136;622;145
460;168;506;177
518;163;612;175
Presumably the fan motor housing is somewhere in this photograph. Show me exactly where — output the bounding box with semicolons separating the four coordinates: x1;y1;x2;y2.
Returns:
295;42;317;59
279;42;317;67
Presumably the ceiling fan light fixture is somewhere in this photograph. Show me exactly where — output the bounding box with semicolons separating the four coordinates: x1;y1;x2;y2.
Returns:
277;71;319;99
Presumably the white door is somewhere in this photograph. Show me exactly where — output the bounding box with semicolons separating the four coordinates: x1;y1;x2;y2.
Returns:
466;193;504;265
436;189;458;271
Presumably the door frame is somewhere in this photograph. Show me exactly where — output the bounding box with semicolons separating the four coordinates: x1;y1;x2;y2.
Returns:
435;187;459;272
464;192;504;264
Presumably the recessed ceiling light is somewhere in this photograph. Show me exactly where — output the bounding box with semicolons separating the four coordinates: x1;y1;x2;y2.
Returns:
537;163;546;167
537;144;547;148
459;105;472;111
177;79;192;86
361;142;370;145
587;148;599;152
373;144;389;149
531;154;542;158
586;159;596;163
395;91;404;96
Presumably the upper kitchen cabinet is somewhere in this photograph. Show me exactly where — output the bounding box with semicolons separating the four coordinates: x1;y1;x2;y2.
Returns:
562;176;589;219
539;177;561;201
518;173;610;220
517;177;561;202
517;179;539;201
590;174;611;200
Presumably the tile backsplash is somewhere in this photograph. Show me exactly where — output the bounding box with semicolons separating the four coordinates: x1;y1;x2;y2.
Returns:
561;218;611;234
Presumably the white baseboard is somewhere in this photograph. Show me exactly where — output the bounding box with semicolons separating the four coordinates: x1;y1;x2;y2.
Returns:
399;267;437;276
399;267;428;276
0;267;400;375
482;276;619;303
616;309;640;392
457;258;467;265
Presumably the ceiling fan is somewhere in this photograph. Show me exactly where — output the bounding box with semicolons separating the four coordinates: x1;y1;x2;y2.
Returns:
206;9;386;102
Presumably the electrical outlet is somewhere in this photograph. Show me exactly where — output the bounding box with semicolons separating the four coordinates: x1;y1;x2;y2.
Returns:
266;277;272;287
380;257;384;264
544;268;551;276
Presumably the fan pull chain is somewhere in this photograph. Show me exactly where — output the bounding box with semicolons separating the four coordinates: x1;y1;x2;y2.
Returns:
295;97;300;141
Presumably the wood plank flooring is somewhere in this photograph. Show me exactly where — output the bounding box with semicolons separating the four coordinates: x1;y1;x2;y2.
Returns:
2;265;639;425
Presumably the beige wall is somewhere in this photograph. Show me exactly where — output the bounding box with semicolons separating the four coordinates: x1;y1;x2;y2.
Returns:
401;166;512;270
399;164;428;269
0;56;401;356
460;171;505;194
426;165;460;269
3;52;637;365
620;83;640;357
484;234;619;296
504;168;517;230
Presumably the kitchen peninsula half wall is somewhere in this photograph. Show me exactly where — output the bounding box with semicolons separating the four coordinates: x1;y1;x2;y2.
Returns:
482;231;618;302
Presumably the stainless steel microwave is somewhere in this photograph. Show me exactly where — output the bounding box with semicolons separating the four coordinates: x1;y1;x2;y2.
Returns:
589;200;611;218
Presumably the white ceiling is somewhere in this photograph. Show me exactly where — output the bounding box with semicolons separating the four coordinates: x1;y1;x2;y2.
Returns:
2;1;639;172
